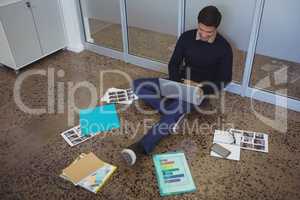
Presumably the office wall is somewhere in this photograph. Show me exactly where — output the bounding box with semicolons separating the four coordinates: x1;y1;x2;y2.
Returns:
85;0;178;36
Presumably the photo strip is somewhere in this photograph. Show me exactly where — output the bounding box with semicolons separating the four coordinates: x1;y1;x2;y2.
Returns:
61;125;92;147
228;128;269;153
101;88;138;105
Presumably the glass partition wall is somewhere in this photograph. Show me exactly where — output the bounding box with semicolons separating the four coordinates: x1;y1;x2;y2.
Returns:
127;0;179;63
80;0;123;51
250;0;300;100
78;0;300;112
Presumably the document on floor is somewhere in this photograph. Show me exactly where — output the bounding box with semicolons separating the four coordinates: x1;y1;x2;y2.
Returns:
100;88;138;105
60;152;117;193
79;104;120;136
153;152;196;196
228;128;269;153
210;130;241;161
61;125;92;147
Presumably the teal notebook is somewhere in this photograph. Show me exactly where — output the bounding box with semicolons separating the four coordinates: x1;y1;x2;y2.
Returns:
153;152;196;196
79;104;120;136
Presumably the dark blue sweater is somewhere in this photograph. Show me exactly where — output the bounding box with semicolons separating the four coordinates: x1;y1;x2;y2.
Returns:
168;29;233;94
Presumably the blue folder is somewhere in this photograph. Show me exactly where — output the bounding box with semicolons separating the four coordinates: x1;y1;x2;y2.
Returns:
79;104;120;136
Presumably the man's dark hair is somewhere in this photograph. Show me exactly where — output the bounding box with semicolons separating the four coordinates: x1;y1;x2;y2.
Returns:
198;6;222;28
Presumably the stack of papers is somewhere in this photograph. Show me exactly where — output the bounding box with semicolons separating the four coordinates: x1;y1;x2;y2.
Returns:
153;152;196;196
210;129;269;161
210;130;241;161
60;152;117;193
61;104;121;146
101;88;138;105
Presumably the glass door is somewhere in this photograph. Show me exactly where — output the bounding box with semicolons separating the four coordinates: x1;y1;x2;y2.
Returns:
250;0;300;100
126;0;180;63
80;0;123;51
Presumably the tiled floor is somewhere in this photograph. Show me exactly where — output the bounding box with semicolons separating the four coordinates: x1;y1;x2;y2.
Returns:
0;50;299;200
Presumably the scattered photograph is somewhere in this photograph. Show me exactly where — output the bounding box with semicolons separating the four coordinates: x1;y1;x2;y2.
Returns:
65;130;76;137
61;126;93;147
229;128;268;153
254;139;265;145
255;133;264;139
254;145;265;150
229;129;243;134
76;126;81;133
101;88;138;105
72;138;83;144
107;89;136;104
243;131;254;138
81;135;91;140
241;143;253;148
242;136;253;143
68;135;79;140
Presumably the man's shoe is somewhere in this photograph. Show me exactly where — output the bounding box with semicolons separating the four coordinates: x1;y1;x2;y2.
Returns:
121;148;137;166
121;143;145;166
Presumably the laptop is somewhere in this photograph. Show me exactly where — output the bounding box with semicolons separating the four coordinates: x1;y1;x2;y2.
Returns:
159;78;204;105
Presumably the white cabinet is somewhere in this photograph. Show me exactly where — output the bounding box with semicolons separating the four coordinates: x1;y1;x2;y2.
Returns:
30;0;66;55
0;0;66;70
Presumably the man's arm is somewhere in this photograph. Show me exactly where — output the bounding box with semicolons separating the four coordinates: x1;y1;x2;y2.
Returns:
203;45;233;95
168;35;185;82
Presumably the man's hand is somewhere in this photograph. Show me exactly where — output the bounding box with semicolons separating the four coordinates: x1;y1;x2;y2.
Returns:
183;79;204;96
183;79;202;87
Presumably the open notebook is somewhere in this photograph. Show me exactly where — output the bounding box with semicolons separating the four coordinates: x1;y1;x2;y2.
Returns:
60;152;116;193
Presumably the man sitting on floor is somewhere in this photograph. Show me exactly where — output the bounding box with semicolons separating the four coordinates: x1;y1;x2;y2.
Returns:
121;6;233;166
